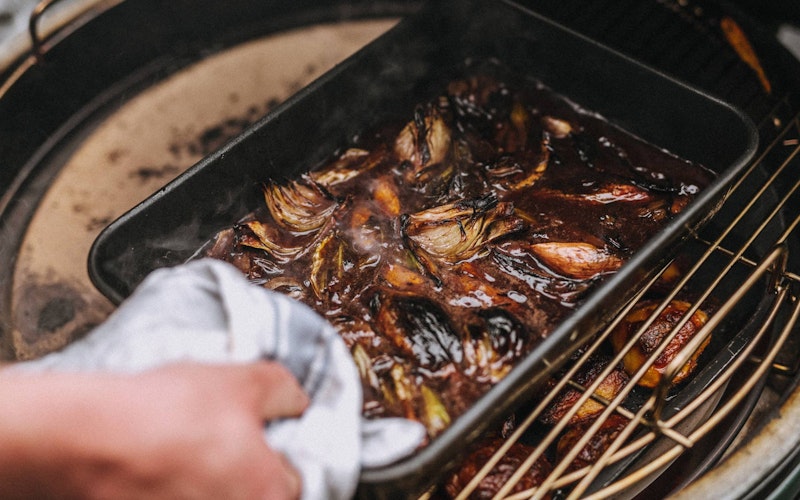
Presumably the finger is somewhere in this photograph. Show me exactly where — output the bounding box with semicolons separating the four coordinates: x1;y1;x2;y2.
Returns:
276;452;303;500
246;362;310;420
250;444;303;500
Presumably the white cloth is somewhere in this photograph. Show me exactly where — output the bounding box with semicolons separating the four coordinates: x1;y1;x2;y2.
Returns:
17;259;426;500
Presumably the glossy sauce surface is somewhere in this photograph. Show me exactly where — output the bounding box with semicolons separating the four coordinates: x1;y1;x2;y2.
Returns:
206;65;714;437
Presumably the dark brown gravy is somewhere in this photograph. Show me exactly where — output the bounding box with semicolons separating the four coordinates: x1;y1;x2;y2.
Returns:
205;66;714;438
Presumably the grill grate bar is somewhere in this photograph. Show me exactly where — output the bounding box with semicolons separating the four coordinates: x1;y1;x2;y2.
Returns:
559;239;791;499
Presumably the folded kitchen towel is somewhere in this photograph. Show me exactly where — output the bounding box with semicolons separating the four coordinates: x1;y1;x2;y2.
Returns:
16;258;426;500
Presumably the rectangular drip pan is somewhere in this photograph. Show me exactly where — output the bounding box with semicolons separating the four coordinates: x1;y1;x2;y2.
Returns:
89;0;758;496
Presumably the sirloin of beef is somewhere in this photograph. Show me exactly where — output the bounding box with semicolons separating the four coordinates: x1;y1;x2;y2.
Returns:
205;63;715;439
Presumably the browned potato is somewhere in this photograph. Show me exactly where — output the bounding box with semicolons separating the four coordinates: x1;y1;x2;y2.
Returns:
540;356;629;426
610;300;710;388
446;438;552;499
556;414;631;472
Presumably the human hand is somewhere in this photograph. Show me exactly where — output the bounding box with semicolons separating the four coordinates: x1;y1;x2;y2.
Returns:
0;361;308;499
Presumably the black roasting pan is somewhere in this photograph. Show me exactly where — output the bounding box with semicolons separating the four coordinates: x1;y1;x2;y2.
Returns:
88;0;758;496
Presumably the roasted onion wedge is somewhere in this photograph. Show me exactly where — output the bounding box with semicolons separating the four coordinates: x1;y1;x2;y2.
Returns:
237;220;304;263
386;363;417;420
486;139;549;192
262;174;339;234
463;308;529;384
492;245;597;306
394;104;452;171
309;230;340;300
403;195;524;264
375;294;463;373
352;343;381;391
421;385;452;435
310;147;375;187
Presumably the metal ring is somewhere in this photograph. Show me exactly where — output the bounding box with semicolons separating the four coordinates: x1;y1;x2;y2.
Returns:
28;0;122;63
29;0;61;63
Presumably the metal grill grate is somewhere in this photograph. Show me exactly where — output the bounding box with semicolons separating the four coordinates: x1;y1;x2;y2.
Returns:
434;1;800;498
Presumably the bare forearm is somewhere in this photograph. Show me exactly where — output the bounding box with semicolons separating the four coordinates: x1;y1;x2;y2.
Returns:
0;370;104;498
0;363;306;499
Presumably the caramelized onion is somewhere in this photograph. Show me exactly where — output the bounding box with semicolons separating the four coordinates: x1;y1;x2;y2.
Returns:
486;138;549;192
237;220;304;262
403;195;524;263
463;308;529;384
310;146;390;188
394;104;452;170
376;295;463;372
262;174;339;234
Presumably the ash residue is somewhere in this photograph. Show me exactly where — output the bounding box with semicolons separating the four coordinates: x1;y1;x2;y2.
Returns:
13;280;113;359
37;297;76;333
129;164;181;183
107;148;128;164
194;117;255;156
86;215;114;232
168;96;283;159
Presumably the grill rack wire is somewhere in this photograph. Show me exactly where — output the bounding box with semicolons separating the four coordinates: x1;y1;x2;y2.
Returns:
432;94;800;499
